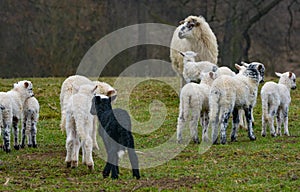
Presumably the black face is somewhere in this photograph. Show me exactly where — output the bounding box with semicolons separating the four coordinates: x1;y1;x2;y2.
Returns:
90;96;112;115
248;63;265;83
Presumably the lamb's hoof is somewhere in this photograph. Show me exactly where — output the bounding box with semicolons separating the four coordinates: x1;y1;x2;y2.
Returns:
3;147;11;153
134;175;141;180
249;135;256;141
32;144;38;148
284;132;290;136
66;162;72;168
71;161;78;168
111;175;118;180
103;171;110;178
271;133;277;137
20;144;26;148
231;136;237;142
177;139;182;144
220;138;226;145
87;164;94;171
14;145;20;150
27;144;32;148
193;138;200;144
261;133;266;137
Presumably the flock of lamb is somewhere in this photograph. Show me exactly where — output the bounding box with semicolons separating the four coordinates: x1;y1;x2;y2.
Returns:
171;15;297;144
0;15;297;180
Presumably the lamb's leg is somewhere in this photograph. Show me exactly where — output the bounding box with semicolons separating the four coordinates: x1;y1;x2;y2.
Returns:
261;113;267;137
84;136;94;170
92;117;99;150
244;107;256;140
189;112;200;144
71;136;80;168
2;123;11;153
12;117;19;150
275;110;282;136
65;134;74;168
220;111;231;145
103;146;118;179
31;121;37;148
282;106;290;136
21;120;26;148
176;117;185;144
268;106;277;137
126;134;140;179
231;108;239;142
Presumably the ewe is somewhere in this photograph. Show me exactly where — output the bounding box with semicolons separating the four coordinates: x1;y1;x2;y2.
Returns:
91;95;140;180
21;96;40;148
180;51;218;83
203;63;265;144
60;75;117;150
65;84;98;170
261;72;296;137
177;72;217;144
170;15;218;87
0;80;34;152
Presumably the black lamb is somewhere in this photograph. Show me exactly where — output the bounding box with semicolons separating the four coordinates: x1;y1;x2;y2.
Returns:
90;95;140;179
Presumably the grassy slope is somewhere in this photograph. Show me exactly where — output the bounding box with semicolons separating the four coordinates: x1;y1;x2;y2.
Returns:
0;77;299;191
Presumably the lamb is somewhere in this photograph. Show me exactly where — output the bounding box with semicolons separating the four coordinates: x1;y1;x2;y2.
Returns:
203;63;265;144
261;72;296;137
91;95;140;180
65;84;98;170
216;66;236;77
170;15;218;87
21;96;40;148
180;51;218;83
60;75;117;150
177;71;217;144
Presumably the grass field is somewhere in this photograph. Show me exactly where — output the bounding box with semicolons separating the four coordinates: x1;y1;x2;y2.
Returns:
0;77;299;191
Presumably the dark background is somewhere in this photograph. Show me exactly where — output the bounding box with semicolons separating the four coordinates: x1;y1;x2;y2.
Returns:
0;0;299;77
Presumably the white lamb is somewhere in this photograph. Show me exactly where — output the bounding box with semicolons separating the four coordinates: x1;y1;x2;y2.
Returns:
203;63;265;144
216;66;236;77
0;80;34;152
60;75;117;150
261;72;296;137
21;96;40;148
177;71;217;144
170;15;218;87
180;51;218;83
65;84;98;170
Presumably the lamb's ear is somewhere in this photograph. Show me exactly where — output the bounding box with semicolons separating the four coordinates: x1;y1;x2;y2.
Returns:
90;97;97;115
289;72;293;78
257;64;262;71
241;61;249;67
209;71;214;79
275;72;282;77
107;89;116;97
24;82;29;88
195;21;200;27
235;64;241;71
179;20;184;25
179;51;185;57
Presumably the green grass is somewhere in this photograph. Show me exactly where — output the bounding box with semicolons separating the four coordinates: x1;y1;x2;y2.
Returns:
0;77;299;191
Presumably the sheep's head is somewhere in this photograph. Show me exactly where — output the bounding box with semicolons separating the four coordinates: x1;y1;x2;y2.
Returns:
178;15;203;39
200;71;217;86
92;81;117;102
180;51;197;63
13;80;34;98
275;72;297;90
243;62;265;83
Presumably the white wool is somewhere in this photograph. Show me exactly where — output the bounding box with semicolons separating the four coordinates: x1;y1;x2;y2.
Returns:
60;75;117;151
177;72;217;143
261;71;296;137
65;84;97;170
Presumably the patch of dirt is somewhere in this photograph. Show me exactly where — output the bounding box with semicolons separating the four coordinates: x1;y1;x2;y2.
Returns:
129;176;202;191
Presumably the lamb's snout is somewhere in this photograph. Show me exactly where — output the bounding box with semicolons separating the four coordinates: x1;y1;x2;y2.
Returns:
292;86;296;90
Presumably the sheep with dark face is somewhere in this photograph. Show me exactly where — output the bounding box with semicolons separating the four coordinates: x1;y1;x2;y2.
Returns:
91;95;140;180
203;63;265;144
